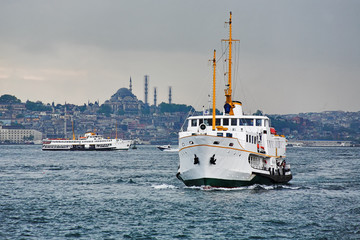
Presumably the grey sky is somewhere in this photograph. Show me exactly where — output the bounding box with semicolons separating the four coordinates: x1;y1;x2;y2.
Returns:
1;0;359;114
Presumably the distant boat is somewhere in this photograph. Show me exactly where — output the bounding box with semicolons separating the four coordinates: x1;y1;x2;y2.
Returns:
42;132;132;151
157;144;178;152
131;140;137;149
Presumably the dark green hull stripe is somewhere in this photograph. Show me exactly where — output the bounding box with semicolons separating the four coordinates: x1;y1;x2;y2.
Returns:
179;174;292;188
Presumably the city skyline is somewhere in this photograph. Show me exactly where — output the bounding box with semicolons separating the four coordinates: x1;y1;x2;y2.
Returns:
1;0;360;114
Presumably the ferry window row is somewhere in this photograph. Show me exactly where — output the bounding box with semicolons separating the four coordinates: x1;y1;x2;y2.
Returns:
246;134;257;144
191;118;268;127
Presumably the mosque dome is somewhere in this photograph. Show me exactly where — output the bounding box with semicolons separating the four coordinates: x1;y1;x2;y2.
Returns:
111;88;136;101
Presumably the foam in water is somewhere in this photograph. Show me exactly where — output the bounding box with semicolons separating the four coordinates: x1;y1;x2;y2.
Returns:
183;184;302;191
152;184;177;189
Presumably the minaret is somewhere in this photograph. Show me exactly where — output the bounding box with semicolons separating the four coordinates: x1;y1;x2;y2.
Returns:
168;86;172;104
64;103;67;139
154;87;157;107
144;75;149;106
129;76;132;93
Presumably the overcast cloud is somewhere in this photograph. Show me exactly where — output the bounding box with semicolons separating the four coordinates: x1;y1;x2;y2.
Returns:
1;0;359;114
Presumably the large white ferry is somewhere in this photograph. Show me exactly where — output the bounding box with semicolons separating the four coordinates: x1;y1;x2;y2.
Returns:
176;12;292;187
42;132;132;151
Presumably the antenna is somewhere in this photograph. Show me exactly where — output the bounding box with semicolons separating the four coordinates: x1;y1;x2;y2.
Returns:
222;11;239;115
212;49;216;130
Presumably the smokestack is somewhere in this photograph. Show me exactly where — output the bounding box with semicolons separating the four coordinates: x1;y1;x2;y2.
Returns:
168;86;172;104
154;87;157;107
144;75;149;105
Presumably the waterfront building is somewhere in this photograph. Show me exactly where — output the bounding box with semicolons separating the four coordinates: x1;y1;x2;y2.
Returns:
0;126;42;144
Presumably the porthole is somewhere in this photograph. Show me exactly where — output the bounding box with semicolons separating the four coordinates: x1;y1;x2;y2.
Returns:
213;141;220;145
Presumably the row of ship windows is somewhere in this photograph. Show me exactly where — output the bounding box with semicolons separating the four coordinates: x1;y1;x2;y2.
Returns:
0;136;28;139
191;118;268;127
97;144;111;147
0;131;33;133
246;134;257;144
267;140;283;148
43;145;69;148
246;135;283;148
53;140;112;143
0;134;33;136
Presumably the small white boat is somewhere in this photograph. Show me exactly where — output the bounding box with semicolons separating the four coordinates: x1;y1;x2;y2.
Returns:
157;145;178;152
42;132;132;151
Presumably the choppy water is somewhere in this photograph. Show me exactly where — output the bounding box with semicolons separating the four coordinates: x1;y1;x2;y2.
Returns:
0;145;359;239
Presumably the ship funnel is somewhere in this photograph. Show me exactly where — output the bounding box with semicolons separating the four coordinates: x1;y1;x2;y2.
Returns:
232;101;243;116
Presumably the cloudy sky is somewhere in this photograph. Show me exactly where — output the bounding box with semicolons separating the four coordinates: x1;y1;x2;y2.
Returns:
1;0;359;114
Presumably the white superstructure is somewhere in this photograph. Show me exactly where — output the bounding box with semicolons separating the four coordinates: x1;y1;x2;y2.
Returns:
177;104;292;187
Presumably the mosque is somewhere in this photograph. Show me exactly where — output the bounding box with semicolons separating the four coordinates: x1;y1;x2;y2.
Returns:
103;76;172;115
104;87;144;115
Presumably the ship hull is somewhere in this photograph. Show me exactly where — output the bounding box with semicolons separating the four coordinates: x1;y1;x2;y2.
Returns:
42;147;128;151
177;174;273;187
177;136;292;187
42;140;131;151
177;174;292;188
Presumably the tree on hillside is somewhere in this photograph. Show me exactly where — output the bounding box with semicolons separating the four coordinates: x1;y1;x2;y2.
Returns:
158;102;193;113
98;104;112;117
78;104;87;113
0;94;21;104
25;100;52;111
254;110;263;116
268;116;299;134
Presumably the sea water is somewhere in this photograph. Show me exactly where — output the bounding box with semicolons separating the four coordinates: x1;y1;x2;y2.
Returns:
0;145;359;239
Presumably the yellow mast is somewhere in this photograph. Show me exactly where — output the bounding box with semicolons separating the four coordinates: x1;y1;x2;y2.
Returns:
212;49;216;131
72;119;75;140
222;11;239;115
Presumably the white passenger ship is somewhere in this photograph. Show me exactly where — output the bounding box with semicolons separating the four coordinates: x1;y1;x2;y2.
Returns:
42;132;131;151
176;12;292;187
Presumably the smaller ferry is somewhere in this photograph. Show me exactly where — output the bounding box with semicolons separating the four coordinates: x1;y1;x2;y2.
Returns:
42;132;131;151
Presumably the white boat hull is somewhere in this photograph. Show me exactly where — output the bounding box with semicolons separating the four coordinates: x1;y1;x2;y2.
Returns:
42;139;132;151
177;135;291;187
